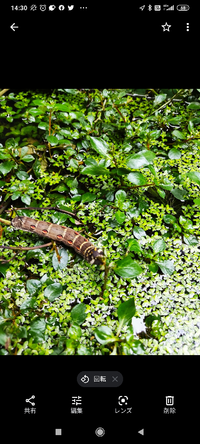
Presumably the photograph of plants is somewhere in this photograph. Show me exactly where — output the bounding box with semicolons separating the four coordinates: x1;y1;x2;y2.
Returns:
0;88;200;355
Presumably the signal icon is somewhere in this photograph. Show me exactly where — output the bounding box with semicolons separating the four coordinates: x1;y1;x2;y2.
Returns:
166;5;174;10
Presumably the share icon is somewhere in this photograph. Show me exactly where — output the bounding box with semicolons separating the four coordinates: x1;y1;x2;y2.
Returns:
25;395;35;406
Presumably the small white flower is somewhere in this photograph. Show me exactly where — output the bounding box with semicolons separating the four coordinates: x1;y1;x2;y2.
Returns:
132;315;147;336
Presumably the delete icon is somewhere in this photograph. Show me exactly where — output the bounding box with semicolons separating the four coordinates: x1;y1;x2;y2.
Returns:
166;395;174;406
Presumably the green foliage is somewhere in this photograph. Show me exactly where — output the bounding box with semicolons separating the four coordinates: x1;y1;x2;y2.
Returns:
1;88;200;355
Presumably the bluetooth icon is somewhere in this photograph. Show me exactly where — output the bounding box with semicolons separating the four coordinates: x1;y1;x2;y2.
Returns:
148;4;152;10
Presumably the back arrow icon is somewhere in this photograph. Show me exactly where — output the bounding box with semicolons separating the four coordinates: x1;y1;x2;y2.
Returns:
10;23;19;31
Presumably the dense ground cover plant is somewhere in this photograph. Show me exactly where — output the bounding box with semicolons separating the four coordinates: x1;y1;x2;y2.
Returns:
0;88;200;355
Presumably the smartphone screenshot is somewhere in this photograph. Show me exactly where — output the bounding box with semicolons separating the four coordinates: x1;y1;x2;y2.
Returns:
0;3;199;441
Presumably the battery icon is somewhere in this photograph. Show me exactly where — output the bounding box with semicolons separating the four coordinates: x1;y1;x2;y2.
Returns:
177;4;190;11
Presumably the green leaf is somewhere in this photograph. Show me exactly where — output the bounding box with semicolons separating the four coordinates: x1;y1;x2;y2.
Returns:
153;94;167;106
0;161;15;175
11;192;21;200
38;122;49;130
71;303;87;325
173;223;182;233
157;188;165;199
88;136;109;157
69;111;84;121
179;216;193;230
115;210;126;224
76;345;92;355
81;165;109;176
59;129;71;137
94;326;117;345
26;279;42;296
127;340;145;355
105;191;114;201
85;157;98;167
32;99;46;106
190;118;200;126
117;298;136;327
172;130;185;139
44;283;63;302
0;263;10;277
159;179;173;190
115;256;143;278
126;150;155;169
21;195;31;205
167;116;182;125
152;238;166;254
0;150;10;160
68;323;82;340
183;235;198;246
145;314;161;327
147;164;157;176
110;167;130;176
46;135;58;144
133;226;146;239
5;138;18;148
64;339;76;354
18;326;28;339
140;150;156;163
0;326;8;346
51;212;69;224
52;248;69;270
150;129;161;139
187;171;200;186
81;192;96;203
20;297;37;311
170;188;187;201
28;108;41;117
127;172;147;185
115;189;126;207
163;214;177;224
126;238;143;254
20;146;28;157
194;198;200;206
22;155;35;162
32;159;43;177
155;260;174;275
54;184;68;192
187;102;200;109
148;262;159;273
127;207;140;218
168;148;181;159
55;103;72;111
151;320;162;339
16;170;29;180
188;120;194;133
29;318;46;342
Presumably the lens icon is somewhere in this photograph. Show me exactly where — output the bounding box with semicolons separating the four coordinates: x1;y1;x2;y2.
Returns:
95;427;105;437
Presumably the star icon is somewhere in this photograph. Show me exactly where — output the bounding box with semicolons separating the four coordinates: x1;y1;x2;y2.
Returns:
161;22;171;31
